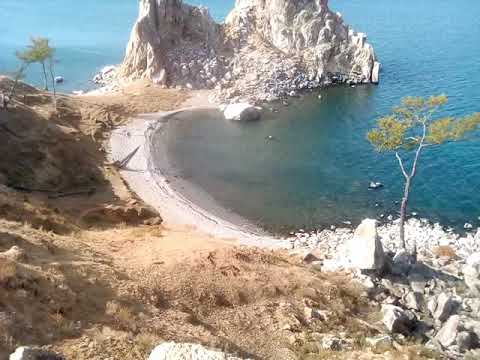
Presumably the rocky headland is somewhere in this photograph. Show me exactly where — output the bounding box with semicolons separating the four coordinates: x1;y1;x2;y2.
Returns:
117;0;380;104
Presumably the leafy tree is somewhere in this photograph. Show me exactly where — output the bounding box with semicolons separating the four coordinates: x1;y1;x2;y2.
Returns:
367;95;480;257
16;37;54;91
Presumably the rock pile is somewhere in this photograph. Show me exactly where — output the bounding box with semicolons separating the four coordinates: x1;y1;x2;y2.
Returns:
296;219;480;359
119;0;380;104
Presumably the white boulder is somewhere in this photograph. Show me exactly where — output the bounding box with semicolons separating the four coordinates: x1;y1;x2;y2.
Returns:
347;219;386;272
223;103;262;121
464;252;480;296
9;347;62;360
148;342;247;360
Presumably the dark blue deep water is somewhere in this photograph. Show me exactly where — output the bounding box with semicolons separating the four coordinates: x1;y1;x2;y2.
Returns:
2;1;480;232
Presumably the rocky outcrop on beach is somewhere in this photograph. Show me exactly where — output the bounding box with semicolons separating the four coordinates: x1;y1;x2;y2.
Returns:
120;0;380;104
295;219;480;359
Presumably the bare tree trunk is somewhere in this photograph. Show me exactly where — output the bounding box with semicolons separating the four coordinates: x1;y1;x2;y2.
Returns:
399;177;411;250
48;58;57;112
41;62;49;91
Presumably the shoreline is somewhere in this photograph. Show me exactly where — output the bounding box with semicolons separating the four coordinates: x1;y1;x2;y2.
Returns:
108;90;480;258
109;100;287;249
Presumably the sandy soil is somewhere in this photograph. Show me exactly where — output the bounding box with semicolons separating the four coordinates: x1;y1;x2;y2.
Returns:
0;77;439;360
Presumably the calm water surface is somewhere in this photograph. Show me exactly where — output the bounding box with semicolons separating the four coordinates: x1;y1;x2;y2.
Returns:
165;0;480;232
2;1;480;232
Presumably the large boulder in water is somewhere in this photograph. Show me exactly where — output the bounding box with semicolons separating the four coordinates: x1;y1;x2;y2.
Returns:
223;103;261;121
148;342;248;360
347;219;386;272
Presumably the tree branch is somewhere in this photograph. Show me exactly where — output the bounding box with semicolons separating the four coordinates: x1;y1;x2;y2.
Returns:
411;122;427;178
395;152;409;180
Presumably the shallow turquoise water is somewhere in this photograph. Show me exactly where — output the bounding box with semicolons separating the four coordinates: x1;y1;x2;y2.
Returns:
2;1;480;232
165;0;480;232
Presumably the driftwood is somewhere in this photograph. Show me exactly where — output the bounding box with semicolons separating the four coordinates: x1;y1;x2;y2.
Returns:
109;146;140;170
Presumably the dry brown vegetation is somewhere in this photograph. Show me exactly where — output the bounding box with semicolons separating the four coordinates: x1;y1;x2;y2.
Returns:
0;77;440;359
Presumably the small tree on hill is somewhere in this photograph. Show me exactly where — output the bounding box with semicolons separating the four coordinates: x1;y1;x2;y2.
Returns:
7;63;29;99
367;95;480;258
16;37;54;91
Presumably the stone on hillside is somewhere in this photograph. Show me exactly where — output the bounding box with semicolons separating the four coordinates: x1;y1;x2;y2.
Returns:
464;252;480;296
347;219;385;272
403;291;424;311
433;293;460;322
0;246;26;262
148;342;247;360
9;347;64;360
381;304;416;335
435;315;460;348
366;335;393;349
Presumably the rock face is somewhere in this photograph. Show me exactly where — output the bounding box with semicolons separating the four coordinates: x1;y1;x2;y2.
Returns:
148;342;247;360
120;0;379;103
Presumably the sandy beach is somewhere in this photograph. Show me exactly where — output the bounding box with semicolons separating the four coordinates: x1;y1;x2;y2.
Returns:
109;94;286;248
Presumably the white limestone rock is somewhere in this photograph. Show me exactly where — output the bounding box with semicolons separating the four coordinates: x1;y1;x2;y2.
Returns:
224;103;261;121
436;315;460;348
464;252;480;296
347;219;385;271
9;347;63;360
148;342;247;360
120;0;379;102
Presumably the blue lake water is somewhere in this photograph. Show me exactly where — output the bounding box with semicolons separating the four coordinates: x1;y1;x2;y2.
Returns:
2;1;480;232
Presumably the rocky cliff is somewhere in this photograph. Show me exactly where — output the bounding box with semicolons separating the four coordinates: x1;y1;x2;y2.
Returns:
120;0;380;103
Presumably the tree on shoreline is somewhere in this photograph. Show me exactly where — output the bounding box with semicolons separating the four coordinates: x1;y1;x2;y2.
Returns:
16;37;58;110
367;95;480;258
16;37;54;91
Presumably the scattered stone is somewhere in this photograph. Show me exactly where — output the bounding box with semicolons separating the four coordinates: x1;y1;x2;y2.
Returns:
433;293;460;323
465;223;474;230
435;315;460;348
403;291;423;311
381;304;416;335
321;335;345;351
366;335;393;349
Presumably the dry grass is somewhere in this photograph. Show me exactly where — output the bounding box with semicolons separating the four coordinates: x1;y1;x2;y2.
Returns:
432;246;458;259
